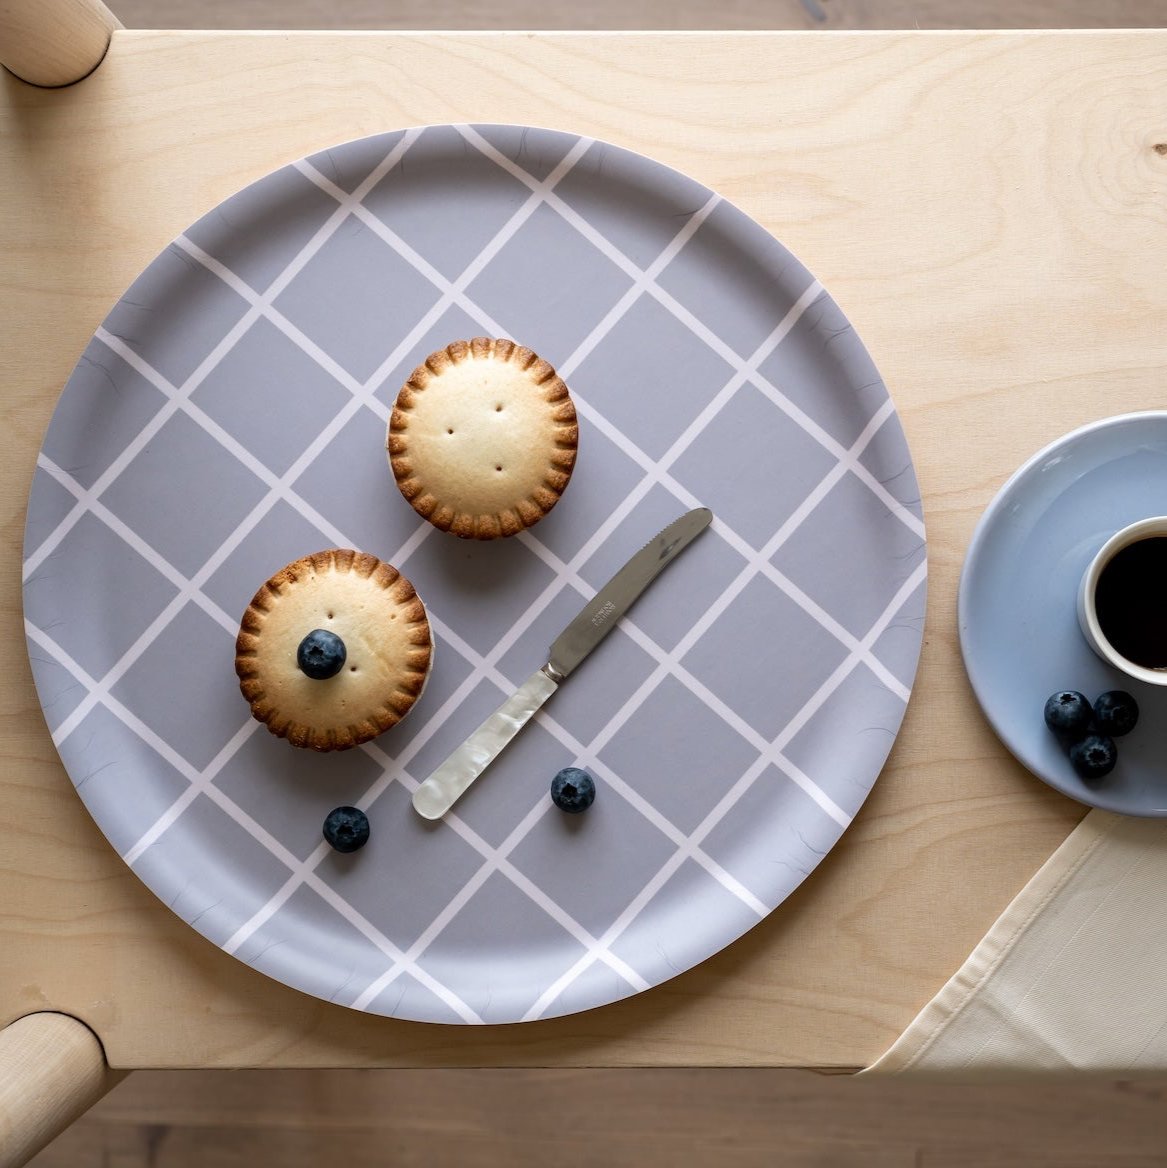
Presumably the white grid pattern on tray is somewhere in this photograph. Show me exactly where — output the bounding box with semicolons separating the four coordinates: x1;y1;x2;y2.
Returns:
24;125;925;1022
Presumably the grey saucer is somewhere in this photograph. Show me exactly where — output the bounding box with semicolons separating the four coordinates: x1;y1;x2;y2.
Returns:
959;412;1167;816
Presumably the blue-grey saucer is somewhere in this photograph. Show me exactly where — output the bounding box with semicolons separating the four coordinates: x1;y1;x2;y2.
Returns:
959;412;1167;816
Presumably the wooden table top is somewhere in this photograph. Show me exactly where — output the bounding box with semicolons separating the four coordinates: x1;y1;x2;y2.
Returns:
3;29;1164;1070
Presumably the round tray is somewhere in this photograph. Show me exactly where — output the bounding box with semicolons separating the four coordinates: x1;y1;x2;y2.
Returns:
23;124;926;1023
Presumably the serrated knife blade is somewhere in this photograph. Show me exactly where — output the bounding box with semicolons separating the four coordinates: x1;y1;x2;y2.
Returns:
411;507;713;819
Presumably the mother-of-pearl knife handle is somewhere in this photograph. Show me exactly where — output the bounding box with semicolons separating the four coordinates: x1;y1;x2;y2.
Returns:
411;669;559;820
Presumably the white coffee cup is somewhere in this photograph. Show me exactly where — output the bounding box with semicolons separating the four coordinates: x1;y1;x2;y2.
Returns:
1078;515;1167;686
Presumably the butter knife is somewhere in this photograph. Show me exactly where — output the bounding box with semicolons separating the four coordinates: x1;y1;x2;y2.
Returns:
411;507;713;819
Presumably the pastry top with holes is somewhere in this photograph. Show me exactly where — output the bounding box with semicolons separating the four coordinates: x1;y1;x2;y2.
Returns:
235;549;432;752
388;337;578;539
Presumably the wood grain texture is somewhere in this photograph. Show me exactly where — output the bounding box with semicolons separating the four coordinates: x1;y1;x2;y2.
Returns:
0;1014;124;1168
108;0;1167;30
0;0;121;86
3;29;1166;1070
28;1068;1167;1167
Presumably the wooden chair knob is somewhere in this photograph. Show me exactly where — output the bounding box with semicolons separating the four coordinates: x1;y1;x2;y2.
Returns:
0;0;121;87
0;1013;127;1168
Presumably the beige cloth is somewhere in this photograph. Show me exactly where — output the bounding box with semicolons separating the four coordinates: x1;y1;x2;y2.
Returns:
867;810;1167;1074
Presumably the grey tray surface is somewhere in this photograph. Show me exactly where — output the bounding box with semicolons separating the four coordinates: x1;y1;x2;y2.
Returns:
24;124;926;1023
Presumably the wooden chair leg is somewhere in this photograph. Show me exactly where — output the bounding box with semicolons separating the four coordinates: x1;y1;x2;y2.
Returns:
0;0;122;88
0;1012;128;1168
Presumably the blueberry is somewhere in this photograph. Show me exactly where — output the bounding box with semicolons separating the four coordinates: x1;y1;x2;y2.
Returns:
1069;734;1117;781
551;767;595;814
298;628;346;679
1043;691;1092;740
1094;690;1139;737
323;805;369;853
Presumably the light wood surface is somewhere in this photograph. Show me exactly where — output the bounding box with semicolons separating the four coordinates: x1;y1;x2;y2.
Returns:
110;0;1167;29
3;29;1166;1071
0;0;121;87
0;1013;125;1168
26;1068;1167;1167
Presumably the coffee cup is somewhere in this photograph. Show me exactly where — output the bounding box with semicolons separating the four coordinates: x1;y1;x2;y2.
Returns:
1078;516;1167;686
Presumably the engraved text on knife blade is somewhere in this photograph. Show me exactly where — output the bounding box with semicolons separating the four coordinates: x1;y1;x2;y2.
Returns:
590;600;617;628
545;507;711;679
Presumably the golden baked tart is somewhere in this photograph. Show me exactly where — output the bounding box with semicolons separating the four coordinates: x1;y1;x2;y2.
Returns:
388;337;578;539
235;549;432;752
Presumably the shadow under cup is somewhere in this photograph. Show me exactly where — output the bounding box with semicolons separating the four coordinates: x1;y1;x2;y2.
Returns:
1078;516;1167;686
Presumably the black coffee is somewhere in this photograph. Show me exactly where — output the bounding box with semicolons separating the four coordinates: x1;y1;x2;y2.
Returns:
1095;536;1167;669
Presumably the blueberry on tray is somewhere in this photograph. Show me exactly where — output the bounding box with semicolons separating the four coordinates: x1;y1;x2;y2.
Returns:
323;805;370;852
551;767;595;814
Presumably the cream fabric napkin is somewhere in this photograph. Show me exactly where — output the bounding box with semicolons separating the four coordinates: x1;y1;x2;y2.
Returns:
866;809;1167;1074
